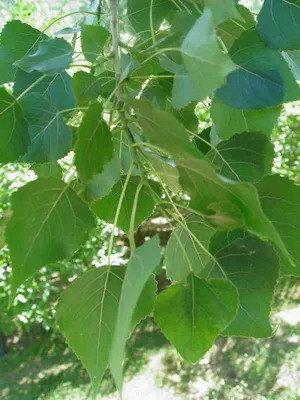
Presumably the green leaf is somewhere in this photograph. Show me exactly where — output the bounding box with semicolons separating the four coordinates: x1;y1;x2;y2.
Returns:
85;149;121;203
0;87;30;162
216;30;300;109
127;0;176;34
154;275;238;362
165;214;215;283
20;93;72;163
32;162;63;179
6;178;95;301
81;25;110;63
130;99;202;160
178;157;291;262
206;131;274;183
217;4;255;50
257;0;300;50
211;97;281;140
74;102;114;183
57;264;157;395
0;210;12;251
193;127;211;155
110;236;161;391
205;0;243;25
181;9;236;102
91;177;156;233
172;65;196;109
0;20;47;84
15;38;73;75
14;69;75;112
72;71;102;107
148;155;181;193
256;174;300;277
203;236;280;337
282;50;300;81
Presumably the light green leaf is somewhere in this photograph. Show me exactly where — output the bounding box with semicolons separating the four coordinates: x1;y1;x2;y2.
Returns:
154;275;238;362
203;236;280;337
0;20;47;84
15;38;73;75
20;93;72;163
206;131;274;183
91;177;156;233
148;155;181;193
72;71;102;107
81;25;110;63
210;97;281;140
110;236;161;391
216;30;300;109
181;9;236;102
74;102;114;183
0;87;30;162
283;50;300;81
32;162;63;179
205;0;243;25
172;65;196;109
165;214;215;283
257;0;300;50
256;174;300;277
6;178;96;301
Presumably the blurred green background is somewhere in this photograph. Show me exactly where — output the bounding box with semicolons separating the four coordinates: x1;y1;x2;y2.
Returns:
0;1;299;399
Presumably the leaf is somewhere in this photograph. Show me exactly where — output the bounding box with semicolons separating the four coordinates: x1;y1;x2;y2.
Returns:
257;0;300;50
193;127;211;155
6;178;96;301
282;50;300;81
203;236;280;337
165;214;215;283
14;69;75;112
74;102;114;183
205;0;243;25
0;87;30;162
0;210;12;251
127;0;176;34
210;97;281;140
110;236;161;391
32;162;63;179
217;4;255;50
178;157;291;262
206;131;274;183
148;155;181;193
256;174;300;277
216;30;300;109
57;264;157;395
81;25;110;63
85;149;121;203
0;20;47;84
130;99;202;160
91;177;156;233
20;93;72;163
72;71;102;107
172;65;196;109
154;275;238;362
181;9;236;102
15;38;73;75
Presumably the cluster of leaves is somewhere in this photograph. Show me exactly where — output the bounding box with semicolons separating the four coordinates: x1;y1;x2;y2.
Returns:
0;0;300;397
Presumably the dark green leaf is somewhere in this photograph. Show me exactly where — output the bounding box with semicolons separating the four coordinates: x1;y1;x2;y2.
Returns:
257;0;300;50
74;102;113;183
72;71;102;108
206;131;274;183
110;236;161;391
181;9;236;102
154;275;238;362
256;174;300;277
0;20;47;84
211;97;281;140
81;25;110;63
203;236;280;337
0;87;30;162
216;30;300;109
193;127;211;155
91;177;156;233
20;93;72;163
32;162;63;179
14;69;75;112
6;178;96;301
15;38;73;75
165;214;215;282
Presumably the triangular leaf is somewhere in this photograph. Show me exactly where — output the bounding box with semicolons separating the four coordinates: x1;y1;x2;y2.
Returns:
6;178;95;301
72;71;102;107
110;236;161;391
20;93;72;163
81;25;110;63
154;275;238;362
15;38;73;75
32;162;63;179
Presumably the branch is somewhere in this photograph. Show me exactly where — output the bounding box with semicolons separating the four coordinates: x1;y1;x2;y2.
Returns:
109;0;122;106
